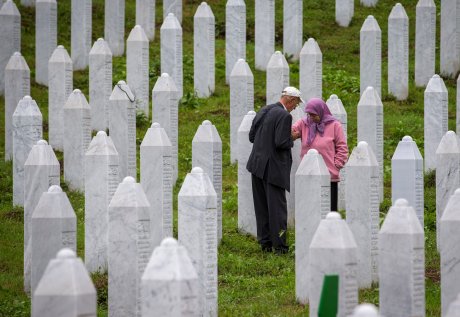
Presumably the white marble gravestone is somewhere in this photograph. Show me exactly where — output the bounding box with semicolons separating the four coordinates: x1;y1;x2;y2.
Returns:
85;131;119;273
0;0;20;96
266;51;289;105
109;81;137;181
346;141;379;288
178;167;218;317
63;89;91;192
255;0;274;71
21;0;35;6
161;13;183;98
283;0;302;61
300;38;322;102
351;304;380;317
392;136;424;227
71;0;91;70
425;74;448;171
225;0;246;83
5;52;30;161
32;249;97;317
13;96;43;207
192;120;222;242
152;73;179;183
388;3;409;100
336;0;354;27
447;294;460;317
440;0;460;78
136;0;155;41
108;176;151;317
238;111;256;236
230;59;254;163
140;123;173;251
104;0;124;56
141;238;200;316
309;212;358;317
163;0;182;23
24;140;59;293
89;38;112;131
379;199;425;317
415;0;436;87
357;86;383;201
127;25;149;116
31;185;76;294
361;0;378;6
48;45;73;151
194;2;215;98
295;149;330;304
36;0;57;86
360;16;381;97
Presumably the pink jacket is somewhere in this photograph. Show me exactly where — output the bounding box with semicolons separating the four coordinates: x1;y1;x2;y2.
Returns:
292;119;349;181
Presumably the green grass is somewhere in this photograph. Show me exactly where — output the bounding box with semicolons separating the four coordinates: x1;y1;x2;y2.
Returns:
0;0;448;315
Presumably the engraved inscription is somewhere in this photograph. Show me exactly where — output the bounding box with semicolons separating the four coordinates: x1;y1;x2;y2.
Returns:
320;185;329;218
162;155;173;237
412;247;425;315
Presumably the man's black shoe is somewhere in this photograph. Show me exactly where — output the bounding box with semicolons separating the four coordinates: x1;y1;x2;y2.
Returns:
274;248;289;255
261;245;272;253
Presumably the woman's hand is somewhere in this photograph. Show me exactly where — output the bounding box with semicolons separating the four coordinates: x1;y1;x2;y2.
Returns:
291;129;301;141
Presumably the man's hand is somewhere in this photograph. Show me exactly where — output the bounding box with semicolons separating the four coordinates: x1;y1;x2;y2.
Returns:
291;129;300;141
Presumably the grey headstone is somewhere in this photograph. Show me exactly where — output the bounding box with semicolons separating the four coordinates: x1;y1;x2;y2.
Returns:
71;0;92;70
360;16;381;97
360;0;378;6
48;45;73;151
32;249;97;317
225;0;246;83
254;0;274;70
136;0;155;41
161;13;183;98
5;52;30;161
440;0;460;78
13;96;43;207
35;0;57;86
446;293;460;317
178;167;218;317
351;304;380;317
163;0;182;24
388;3;409;100
140;123;173;251
21;0;35;6
104;0;125;56
85;131;119;273
283;0;302;61
141;238;200;316
230;59;254;163
346;141;379;288
300;38;322;102
415;0;436;87
336;0;354;27
379;199;425;317
266;51;289;104
309;212;358;317
109;81;137;181
30;185;76;295
295;149;330;304
0;0;20;95
108;176;151;317
424;74;448;171
127;25;149;116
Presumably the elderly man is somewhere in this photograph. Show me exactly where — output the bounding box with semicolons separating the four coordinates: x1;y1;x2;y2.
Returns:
246;87;304;254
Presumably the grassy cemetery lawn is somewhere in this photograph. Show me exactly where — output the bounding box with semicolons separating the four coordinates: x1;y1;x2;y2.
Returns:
0;0;450;315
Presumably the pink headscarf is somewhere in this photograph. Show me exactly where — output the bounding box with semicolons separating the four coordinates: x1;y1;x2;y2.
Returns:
302;98;337;146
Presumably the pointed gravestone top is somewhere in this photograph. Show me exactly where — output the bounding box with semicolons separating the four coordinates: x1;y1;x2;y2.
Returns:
417;0;435;8
441;188;460;221
358;86;383;107
90;38;112;56
192;120;222;143
300;38;322;55
179;167;216;198
380;198;423;234
195;2;214;18
351;304;380;317
0;0;19;15
14;96;41;117
436;131;460;154
296;148;330;176
361;15;381;32
162;13;181;29
25;140;59;166
389;3;409;19
109;176;150;207
49;45;72;63
231;59;252;77
326;94;346;115
347;141;378;167
426;74;448;93
6;52;30;71
33;185;75;219
267;51;288;69
85;131;118;156
310;211;357;248
110;80;135;101
141;122;172;147
446;293;460;317
392;136;423;160
153;73;178;92
127;25;148;42
63;89;90;110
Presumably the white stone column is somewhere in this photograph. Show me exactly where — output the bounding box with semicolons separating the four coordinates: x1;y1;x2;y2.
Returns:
415;0;436;87
194;2;215;98
5;52;30;161
346;141;379;288
0;0;20;95
238;111;256;236
440;0;460;78
300;38;322;102
230;59;254;163
283;0;302;61
351;304;381;317
71;0;92;70
336;0;354;27
104;0;125;56
163;0;182;24
225;0;246;83
32;249;97;317
140;123;173;251
360;15;381;97
109;81;137;181
425;74;448;171
35;0;57;86
108;176;151;317
127;25;149;116
446;294;460;317
48;45;73;151
388;3;409;100
255;0;274;71
379;199;425;317
13;96;43;207
309;212;358;317
30;185;76;294
295;149;330;304
266;51;289;105
161;13;183;98
361;0;378;7
141;238;200;316
178;167;218;317
136;0;155;41
21;0;35;7
85;131;119;273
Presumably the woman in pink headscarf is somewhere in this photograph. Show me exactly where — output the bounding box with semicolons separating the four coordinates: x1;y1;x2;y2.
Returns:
291;97;348;211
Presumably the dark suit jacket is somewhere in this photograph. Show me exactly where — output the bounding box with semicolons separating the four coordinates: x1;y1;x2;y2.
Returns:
246;102;293;191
